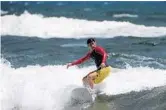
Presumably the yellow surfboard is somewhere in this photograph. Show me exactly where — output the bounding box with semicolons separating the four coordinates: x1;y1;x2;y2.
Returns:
93;66;111;84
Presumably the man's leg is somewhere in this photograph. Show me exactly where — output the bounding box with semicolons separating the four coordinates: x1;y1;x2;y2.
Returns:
87;72;98;89
82;71;98;89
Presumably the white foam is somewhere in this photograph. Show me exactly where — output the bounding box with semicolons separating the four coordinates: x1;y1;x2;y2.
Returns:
0;64;81;110
1;11;166;38
60;43;86;47
113;14;138;18
0;10;8;15
103;67;166;95
1;59;166;109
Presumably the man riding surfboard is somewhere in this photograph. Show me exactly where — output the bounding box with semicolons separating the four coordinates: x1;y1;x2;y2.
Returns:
67;38;111;89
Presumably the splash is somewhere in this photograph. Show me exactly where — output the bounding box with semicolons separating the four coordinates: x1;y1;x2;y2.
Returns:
0;59;166;110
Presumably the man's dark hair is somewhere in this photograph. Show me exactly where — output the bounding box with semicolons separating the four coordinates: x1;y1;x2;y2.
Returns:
87;38;95;44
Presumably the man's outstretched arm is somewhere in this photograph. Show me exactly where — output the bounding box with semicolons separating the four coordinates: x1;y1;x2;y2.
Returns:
67;52;91;68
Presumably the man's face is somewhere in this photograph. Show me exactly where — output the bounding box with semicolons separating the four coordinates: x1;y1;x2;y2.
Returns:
88;41;96;50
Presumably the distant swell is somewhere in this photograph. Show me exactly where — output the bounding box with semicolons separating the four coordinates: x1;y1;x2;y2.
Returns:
1;11;166;38
113;14;138;18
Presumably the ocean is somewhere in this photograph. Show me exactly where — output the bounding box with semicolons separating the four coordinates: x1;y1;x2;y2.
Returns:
1;1;166;110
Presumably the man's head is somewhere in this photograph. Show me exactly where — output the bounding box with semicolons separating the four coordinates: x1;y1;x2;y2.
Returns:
87;38;96;50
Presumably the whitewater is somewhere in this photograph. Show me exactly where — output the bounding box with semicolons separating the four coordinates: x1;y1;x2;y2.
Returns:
1;58;166;110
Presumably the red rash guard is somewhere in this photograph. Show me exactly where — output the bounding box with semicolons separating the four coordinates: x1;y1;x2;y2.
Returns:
71;46;107;68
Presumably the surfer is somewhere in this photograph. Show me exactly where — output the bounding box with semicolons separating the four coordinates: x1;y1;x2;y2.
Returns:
67;38;111;89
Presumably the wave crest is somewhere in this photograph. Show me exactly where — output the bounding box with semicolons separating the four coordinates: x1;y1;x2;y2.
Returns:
1;11;166;38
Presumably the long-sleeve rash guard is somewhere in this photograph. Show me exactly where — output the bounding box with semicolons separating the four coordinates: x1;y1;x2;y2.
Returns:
71;46;108;68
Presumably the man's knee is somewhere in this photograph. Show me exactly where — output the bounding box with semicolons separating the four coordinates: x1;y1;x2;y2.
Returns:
82;76;87;82
82;72;97;81
87;75;93;80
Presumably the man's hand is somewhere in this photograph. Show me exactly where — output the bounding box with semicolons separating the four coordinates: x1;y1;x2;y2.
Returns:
67;63;72;69
100;63;106;68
